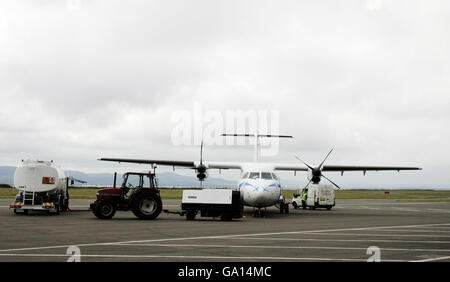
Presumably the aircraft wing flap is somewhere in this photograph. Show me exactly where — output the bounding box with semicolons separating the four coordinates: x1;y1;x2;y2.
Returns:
273;164;308;171
204;161;243;170
322;165;422;172
98;158;195;168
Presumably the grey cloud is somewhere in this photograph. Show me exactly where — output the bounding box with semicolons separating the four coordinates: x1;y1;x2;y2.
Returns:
0;0;449;187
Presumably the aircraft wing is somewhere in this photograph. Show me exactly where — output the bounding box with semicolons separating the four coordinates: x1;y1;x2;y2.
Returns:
98;158;243;170
99;158;421;173
204;161;243;170
321;165;422;172
272;163;309;171
98;158;195;168
272;163;420;172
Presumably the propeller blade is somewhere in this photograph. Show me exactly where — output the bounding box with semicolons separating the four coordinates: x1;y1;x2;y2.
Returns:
200;140;204;165
294;155;314;170
318;149;333;170
322;174;341;189
303;179;312;189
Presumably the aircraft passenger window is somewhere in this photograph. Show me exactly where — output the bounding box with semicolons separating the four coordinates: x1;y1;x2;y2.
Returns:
242;172;249;179
261;172;273;180
249;172;260;179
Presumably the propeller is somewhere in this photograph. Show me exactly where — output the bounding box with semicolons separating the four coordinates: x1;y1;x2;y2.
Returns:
294;149;341;189
196;139;208;183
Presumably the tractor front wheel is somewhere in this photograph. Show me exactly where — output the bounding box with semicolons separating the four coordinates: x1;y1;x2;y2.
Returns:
93;201;116;219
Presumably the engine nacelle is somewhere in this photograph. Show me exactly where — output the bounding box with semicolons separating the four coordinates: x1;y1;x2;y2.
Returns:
197;172;208;181
196;164;208;181
307;169;322;184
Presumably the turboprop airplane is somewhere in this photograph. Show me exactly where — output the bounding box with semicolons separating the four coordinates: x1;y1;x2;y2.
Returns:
99;133;421;217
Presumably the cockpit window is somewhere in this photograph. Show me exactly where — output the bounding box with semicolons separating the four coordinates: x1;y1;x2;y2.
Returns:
261;172;273;180
241;172;249;179
271;173;279;181
248;172;260;179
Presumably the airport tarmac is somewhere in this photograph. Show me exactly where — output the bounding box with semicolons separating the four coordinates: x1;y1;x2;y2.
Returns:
0;198;449;262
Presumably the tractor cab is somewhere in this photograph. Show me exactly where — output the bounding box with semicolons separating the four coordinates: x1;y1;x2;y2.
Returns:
121;172;157;199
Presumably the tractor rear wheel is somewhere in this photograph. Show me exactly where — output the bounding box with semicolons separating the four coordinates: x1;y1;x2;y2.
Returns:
132;191;162;220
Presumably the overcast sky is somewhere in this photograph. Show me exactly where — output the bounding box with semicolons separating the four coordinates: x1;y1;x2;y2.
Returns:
1;0;449;188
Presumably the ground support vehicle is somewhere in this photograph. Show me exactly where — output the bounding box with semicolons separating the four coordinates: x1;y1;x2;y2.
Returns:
90;172;162;220
292;184;335;210
164;189;243;221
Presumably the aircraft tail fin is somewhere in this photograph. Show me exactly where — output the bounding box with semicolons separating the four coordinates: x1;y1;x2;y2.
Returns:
221;133;293;162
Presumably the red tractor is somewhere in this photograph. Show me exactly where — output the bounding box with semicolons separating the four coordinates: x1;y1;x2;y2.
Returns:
90;172;162;220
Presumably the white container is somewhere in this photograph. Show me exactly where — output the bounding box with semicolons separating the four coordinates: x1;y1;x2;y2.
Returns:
182;189;233;205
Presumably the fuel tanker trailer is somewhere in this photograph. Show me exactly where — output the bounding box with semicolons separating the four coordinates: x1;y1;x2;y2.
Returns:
10;160;85;215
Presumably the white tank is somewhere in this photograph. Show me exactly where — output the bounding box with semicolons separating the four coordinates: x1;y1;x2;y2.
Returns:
14;160;68;193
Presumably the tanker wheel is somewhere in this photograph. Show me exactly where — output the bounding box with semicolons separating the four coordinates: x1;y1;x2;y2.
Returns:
54;203;60;215
94;201;116;219
61;198;69;212
132;191;162;220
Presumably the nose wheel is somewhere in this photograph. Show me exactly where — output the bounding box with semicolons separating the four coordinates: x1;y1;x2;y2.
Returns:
253;208;266;218
279;202;289;214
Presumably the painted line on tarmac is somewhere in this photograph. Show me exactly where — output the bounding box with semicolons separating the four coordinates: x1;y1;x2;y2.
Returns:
410;255;450;262
111;243;450;253
223;237;450;244
338;202;450;206
1;222;449;253
412;226;450;230
358;206;380;210
392;207;421;212
357;229;450;234
296;232;450;238
0;253;405;262
427;209;450;213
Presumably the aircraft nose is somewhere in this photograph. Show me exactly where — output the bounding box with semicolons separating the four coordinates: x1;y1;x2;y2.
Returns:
247;181;275;205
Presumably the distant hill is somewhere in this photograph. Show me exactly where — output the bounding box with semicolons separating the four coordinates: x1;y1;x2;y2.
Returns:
0;166;236;188
1;166;446;190
0;166;16;185
66;170;236;187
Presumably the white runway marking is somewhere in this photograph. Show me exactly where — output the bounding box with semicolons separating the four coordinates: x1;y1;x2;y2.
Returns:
361;229;450;234
226;237;450;244
358;206;380;210
413;225;450;229
112;243;450;253
338;202;450;206
0;253;405;262
392;207;420;212
0;222;449;253
301;233;450;238
427;209;450;213
410;255;450;262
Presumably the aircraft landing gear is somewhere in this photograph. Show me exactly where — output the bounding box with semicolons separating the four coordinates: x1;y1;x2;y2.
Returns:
253;208;266;218
279;202;289;214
